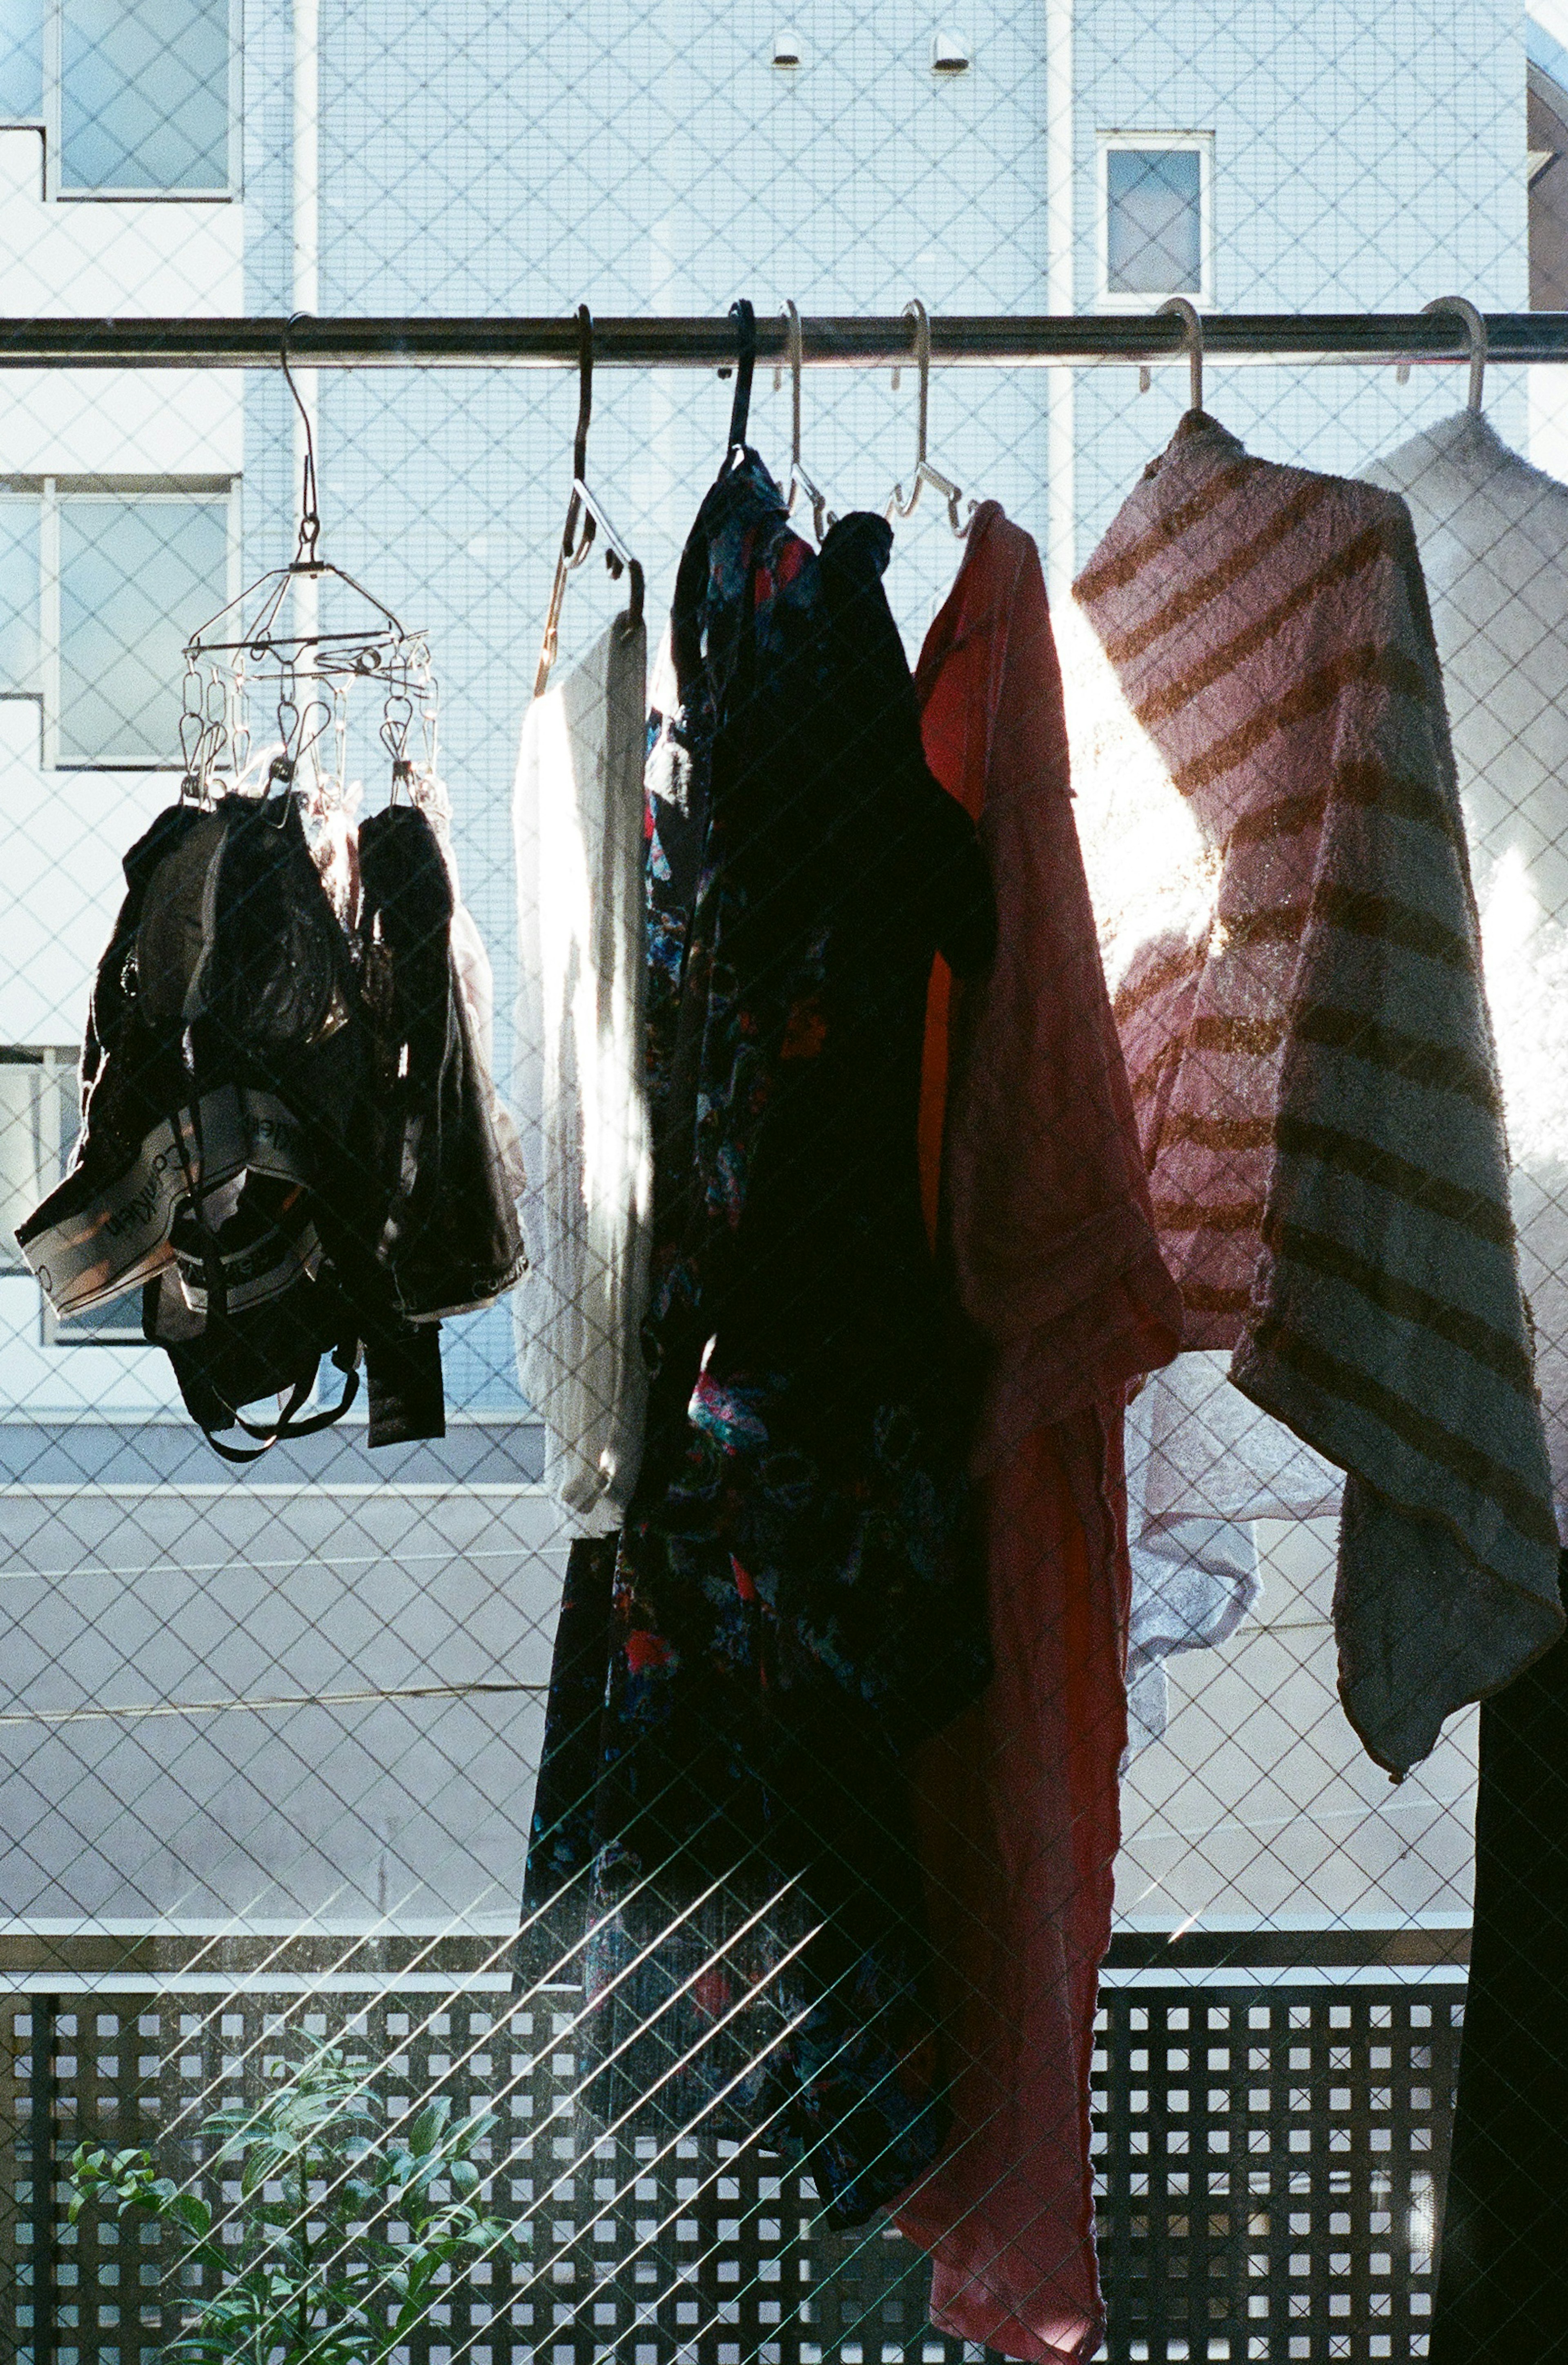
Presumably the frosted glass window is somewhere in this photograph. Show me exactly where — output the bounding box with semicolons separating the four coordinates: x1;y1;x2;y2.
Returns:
60;0;229;191
58;499;227;766
0;4;45;118
1107;147;1204;295
0;502;41;691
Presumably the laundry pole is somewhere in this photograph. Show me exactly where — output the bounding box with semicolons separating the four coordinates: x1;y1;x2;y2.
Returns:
0;311;1565;370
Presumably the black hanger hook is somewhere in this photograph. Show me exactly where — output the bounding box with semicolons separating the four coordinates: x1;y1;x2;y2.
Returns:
727;299;756;455
281;312;321;570
573;304;594;481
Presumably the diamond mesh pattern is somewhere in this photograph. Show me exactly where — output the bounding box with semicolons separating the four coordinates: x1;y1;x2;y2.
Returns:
0;2;1559;2359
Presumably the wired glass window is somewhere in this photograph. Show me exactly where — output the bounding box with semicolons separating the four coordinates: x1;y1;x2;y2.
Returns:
0;0;232;194
0;483;231;768
1099;136;1213;305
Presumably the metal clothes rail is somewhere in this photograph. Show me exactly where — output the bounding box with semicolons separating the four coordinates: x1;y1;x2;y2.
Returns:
0;310;1566;370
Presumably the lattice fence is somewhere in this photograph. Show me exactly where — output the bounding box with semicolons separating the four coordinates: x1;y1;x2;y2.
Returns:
9;1978;1459;2364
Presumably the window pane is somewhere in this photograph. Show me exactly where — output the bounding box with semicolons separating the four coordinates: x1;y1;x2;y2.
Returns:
58;499;227;767
0;1058;49;1272
0;2;44;118
60;0;229;191
1107;147;1203;295
0;499;40;690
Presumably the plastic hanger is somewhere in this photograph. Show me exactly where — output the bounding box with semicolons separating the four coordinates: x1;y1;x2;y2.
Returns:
722;297;758;467
780;299;834;540
1158;295;1205;414
1421;294;1487;412
886;298;975;536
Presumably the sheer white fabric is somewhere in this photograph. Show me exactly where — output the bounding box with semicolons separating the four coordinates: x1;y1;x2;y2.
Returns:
1124;1353;1341;1745
513;612;651;1532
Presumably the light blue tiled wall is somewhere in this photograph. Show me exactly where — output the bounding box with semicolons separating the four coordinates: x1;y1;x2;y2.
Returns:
235;0;1528;1406
1074;0;1529;550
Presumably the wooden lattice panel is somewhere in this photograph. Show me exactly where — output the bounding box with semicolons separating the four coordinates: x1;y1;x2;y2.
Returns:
8;1980;1460;2363
1095;1986;1460;2362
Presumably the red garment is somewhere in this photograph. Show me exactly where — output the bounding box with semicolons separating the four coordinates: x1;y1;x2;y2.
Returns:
895;505;1182;2361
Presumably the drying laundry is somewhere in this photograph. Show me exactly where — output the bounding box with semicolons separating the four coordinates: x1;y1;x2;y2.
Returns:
512;606;653;1531
16;779;528;1455
1072;411;1562;1774
519;451;996;2225
1120;1348;1341;1746
1123;408;1568;1734
1364;409;1568;1532
891;502;1181;2363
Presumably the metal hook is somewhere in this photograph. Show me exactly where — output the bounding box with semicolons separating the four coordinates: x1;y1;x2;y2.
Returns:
889;299;933;519
1158;296;1205;415
726;299;757;459
535;305;646;697
563;306;599;573
572;302;593;483
782;301;833;542
887;300;973;536
1422;295;1487;414
280;313;322;572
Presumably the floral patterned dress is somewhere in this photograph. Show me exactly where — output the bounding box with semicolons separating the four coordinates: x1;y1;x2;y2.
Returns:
521;452;995;2224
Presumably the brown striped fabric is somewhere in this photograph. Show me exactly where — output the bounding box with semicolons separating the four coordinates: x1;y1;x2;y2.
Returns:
1071;412;1562;1774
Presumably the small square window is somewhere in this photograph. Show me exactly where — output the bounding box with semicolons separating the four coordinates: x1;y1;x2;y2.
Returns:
61;0;231;192
58;495;229;767
0;2;44;120
0;1052;59;1273
9;1048;151;1344
1;2;234;195
0;498;41;692
1098;134;1214;308
0;481;232;769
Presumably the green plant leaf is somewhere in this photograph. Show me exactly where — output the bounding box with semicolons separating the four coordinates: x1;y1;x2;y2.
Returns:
405;2101;448;2157
243;2139;296;2199
171;2191;212;2236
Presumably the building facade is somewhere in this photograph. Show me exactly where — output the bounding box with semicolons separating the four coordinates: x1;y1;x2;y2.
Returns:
0;0;1539;1946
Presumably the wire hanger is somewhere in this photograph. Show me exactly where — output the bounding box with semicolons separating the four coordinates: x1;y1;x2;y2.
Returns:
1158;296;1205;414
1421;294;1488;413
535;305;646;698
723;298;758;466
180;314;430;809
780;300;834;541
886;299;975;537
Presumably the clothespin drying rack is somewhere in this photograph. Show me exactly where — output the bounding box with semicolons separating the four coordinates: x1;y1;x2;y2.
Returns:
179;317;435;811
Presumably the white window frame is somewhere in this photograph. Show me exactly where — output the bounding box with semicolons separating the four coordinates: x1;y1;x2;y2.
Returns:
1096;130;1215;312
0;0;241;201
0;474;238;769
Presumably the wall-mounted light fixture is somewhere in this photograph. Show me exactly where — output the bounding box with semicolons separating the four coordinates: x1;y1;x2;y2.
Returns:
773;29;804;68
931;31;971;73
